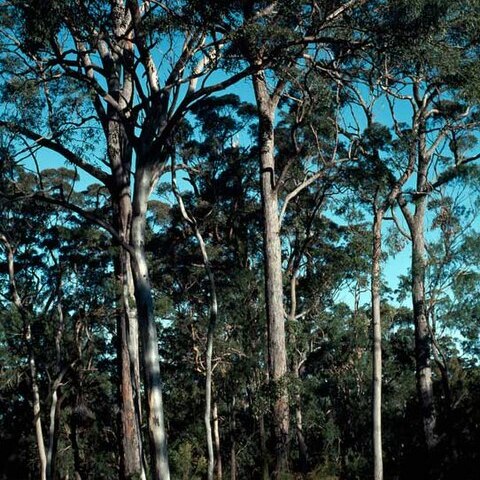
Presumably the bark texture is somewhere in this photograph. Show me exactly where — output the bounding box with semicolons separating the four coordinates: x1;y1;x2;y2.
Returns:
252;73;290;477
131;165;170;480
108;109;144;480
106;4;145;476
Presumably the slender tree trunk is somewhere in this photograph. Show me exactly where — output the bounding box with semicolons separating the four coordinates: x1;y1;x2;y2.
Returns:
205;343;215;480
27;322;48;480
252;74;289;477
213;401;223;480
46;386;58;480
131;164;170;480
1;238;47;480
172;167;219;480
193;230;217;480
46;300;65;480
203;268;217;480
288;275;308;475
371;209;384;480
46;301;68;480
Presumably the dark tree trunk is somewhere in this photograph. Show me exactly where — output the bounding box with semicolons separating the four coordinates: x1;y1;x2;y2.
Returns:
411;221;437;453
397;107;438;461
109;114;145;479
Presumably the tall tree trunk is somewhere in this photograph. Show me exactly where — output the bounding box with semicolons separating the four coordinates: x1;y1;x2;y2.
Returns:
47;385;59;480
202;262;217;480
131;164;170;480
252;74;290;478
47;302;66;480
398;111;438;459
411;124;438;454
205;317;216;480
117;299;144;480
371;209;383;480
105;6;144;469
109;115;145;480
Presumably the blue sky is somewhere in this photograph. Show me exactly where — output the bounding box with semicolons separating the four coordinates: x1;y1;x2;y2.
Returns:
22;61;480;314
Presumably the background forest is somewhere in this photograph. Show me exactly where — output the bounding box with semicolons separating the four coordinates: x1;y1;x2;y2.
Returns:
1;1;480;479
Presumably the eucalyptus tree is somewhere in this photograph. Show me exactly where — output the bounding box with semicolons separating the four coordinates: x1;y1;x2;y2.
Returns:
358;1;480;467
235;1;370;473
168;94;261;479
340;77;419;479
0;2;277;477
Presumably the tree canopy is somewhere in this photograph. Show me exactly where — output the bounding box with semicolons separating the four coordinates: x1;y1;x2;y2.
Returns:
1;1;480;480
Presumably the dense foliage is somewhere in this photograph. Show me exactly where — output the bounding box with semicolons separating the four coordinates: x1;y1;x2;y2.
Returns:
1;1;480;479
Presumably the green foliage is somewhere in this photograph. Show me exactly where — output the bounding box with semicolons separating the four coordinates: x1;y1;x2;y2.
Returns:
170;441;207;480
1;1;480;479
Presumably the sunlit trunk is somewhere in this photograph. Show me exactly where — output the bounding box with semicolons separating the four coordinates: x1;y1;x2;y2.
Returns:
131;164;170;480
